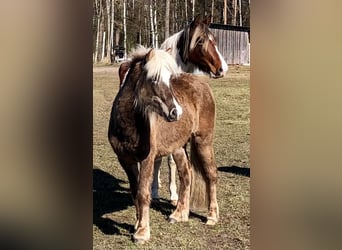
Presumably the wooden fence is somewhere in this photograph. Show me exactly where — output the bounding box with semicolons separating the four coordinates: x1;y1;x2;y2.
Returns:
209;24;250;65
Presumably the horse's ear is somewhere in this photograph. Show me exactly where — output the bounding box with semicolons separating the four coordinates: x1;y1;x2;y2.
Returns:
119;61;131;85
203;15;212;25
146;48;155;62
192;14;203;26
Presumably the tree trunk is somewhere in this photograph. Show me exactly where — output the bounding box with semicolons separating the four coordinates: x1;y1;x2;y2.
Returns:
211;0;214;23
138;6;142;44
105;0;111;63
144;4;148;46
94;0;101;62
98;5;105;62
174;0;178;32
149;0;155;47
123;0;127;58
110;0;114;60
153;0;158;48
101;31;106;61
115;29;120;48
165;0;170;39
185;0;188;22
192;0;195;20
223;0;227;25
239;0;242;26
233;0;237;26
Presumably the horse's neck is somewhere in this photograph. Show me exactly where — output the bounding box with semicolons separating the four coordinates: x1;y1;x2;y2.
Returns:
115;83;150;132
176;57;197;73
161;31;198;74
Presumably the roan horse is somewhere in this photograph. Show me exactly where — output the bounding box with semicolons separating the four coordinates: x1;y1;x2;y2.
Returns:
157;15;228;203
109;47;218;243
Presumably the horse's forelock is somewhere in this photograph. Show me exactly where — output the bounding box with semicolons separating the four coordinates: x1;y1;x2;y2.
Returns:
129;46;150;63
144;50;179;84
189;25;211;52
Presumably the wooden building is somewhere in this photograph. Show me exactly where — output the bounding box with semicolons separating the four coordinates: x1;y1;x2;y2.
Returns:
209;24;250;65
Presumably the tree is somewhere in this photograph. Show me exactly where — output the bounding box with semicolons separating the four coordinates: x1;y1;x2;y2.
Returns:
232;0;237;26
123;0;127;59
92;0;250;64
192;0;195;20
211;0;215;23
239;0;242;26
153;0;159;47
165;0;170;39
223;0;227;24
185;0;188;22
94;0;101;62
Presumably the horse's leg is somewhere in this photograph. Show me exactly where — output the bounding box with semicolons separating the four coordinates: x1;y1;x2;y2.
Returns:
168;148;191;223
118;158;140;229
133;156;154;244
151;157;162;200
193;140;219;225
168;155;179;205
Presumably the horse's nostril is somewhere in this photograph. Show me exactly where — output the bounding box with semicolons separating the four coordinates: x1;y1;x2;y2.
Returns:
219;67;223;73
168;108;177;121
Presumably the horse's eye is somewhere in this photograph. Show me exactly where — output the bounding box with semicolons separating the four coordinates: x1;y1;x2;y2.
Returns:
197;38;204;45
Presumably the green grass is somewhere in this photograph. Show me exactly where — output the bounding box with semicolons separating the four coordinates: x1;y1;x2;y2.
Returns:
93;65;250;249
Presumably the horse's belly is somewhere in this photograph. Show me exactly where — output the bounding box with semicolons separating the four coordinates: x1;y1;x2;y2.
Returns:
154;120;192;156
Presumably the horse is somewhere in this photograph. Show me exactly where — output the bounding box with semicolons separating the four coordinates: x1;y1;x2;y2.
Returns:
109;47;218;243
154;15;228;204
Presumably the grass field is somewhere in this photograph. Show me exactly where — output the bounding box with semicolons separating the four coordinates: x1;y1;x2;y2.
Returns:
93;65;250;249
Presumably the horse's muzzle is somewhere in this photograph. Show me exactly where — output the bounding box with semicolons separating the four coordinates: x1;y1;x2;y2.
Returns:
210;67;225;78
167;108;179;122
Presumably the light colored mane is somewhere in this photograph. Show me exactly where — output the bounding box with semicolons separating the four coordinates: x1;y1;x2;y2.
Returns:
189;26;211;52
144;49;181;83
129;45;151;61
160;24;212;73
160;31;182;63
129;46;181;116
161;30;197;72
129;46;181;82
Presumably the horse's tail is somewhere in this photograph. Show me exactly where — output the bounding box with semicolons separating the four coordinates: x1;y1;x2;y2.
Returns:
189;139;209;211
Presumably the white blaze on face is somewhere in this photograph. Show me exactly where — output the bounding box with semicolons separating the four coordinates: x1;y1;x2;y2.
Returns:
215;45;228;73
160;67;172;87
160;67;183;119
209;34;228;73
173;97;183;119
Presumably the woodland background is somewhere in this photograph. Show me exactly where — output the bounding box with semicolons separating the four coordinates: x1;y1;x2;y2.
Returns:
93;0;250;63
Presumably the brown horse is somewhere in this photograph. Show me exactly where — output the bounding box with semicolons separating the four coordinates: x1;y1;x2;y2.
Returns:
109;47;218;243
118;15;227;205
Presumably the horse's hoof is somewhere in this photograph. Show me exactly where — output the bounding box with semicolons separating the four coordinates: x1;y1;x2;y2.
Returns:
133;227;150;244
133;238;147;244
206;218;218;226
170;200;178;206
133;234;150;244
168;217;178;224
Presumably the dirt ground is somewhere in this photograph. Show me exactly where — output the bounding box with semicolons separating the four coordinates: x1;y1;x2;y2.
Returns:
93;65;250;249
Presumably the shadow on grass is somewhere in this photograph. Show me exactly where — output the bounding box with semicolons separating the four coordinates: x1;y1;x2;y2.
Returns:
93;168;202;236
93;168;134;235
218;166;250;177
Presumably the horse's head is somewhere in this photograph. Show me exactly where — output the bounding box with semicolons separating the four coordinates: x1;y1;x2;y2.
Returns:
179;15;228;78
131;47;183;122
